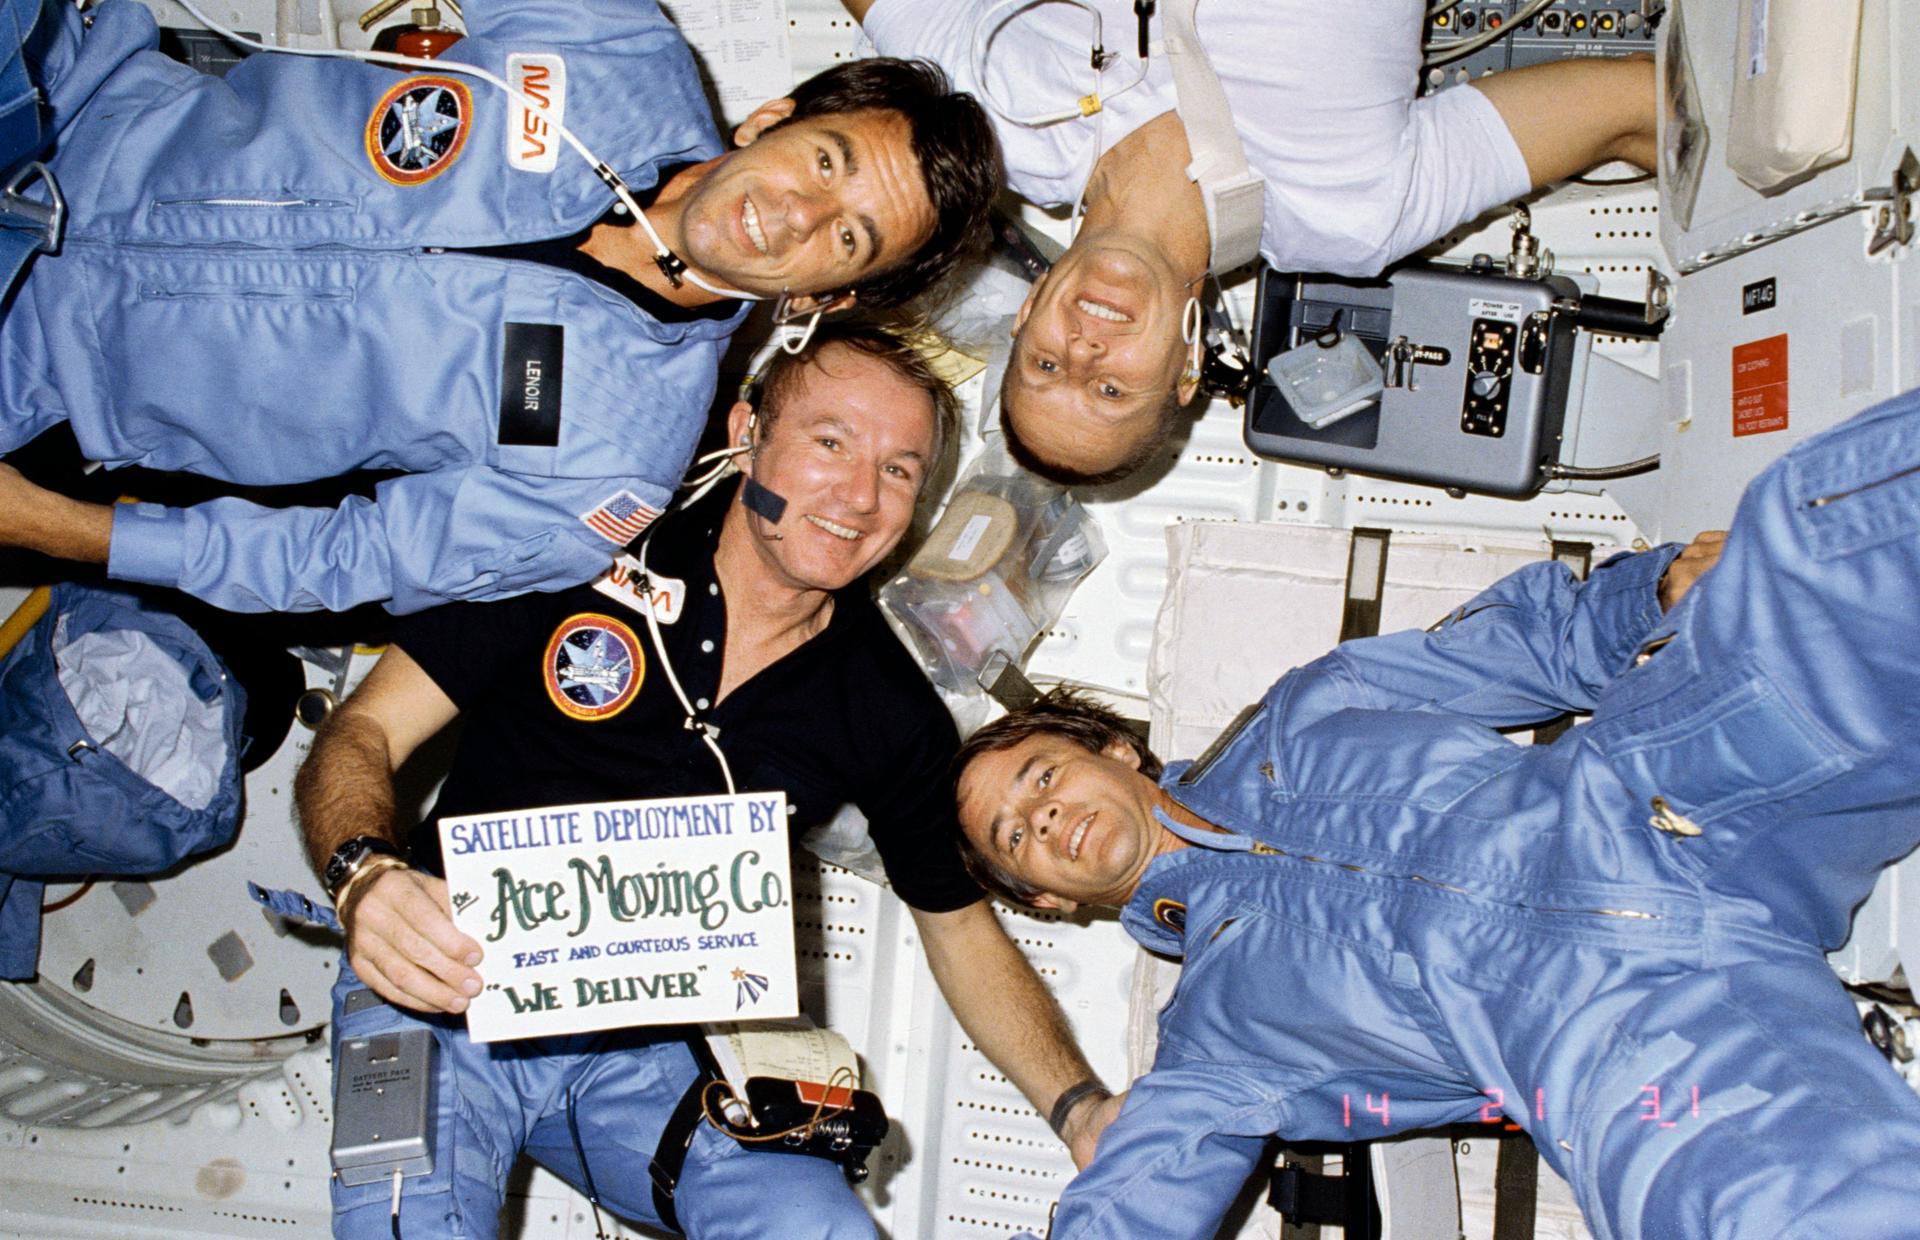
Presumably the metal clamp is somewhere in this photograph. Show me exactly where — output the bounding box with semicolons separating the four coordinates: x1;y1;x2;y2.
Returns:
0;161;65;256
1866;148;1919;258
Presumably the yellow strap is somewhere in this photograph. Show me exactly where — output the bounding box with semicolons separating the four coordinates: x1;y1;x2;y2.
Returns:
0;586;52;660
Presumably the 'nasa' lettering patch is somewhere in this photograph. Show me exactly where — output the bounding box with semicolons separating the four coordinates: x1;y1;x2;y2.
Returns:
595;555;686;624
507;54;567;174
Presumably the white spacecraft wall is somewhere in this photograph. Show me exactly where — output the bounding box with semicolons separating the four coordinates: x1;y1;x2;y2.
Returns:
3;1;1917;1238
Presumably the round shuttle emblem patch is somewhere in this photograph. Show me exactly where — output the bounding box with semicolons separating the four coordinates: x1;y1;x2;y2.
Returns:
543;614;644;721
366;76;472;185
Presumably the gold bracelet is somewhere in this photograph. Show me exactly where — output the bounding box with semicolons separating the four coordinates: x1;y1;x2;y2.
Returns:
334;854;410;923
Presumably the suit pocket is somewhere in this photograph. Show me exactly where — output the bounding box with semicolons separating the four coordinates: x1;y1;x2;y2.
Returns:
1587;652;1850;829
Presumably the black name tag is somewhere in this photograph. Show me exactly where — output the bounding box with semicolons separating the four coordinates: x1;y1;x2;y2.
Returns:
1741;277;1777;316
499;322;565;446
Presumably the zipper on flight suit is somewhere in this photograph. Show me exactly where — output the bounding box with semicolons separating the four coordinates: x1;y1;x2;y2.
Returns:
1247;851;1664;922
1806;461;1920;507
153;196;355;210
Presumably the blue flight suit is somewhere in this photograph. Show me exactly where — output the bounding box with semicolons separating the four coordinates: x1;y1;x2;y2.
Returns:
1045;390;1920;1239
2;0;746;612
1;583;246;978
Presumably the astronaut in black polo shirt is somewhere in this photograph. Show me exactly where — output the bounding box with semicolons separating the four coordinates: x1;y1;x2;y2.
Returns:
292;323;1117;1239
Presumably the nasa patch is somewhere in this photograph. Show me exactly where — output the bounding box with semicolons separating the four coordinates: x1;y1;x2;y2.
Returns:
507;53;567;173
543;613;645;722
593;555;686;624
365;75;473;186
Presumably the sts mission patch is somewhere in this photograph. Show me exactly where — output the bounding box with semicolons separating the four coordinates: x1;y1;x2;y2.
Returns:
366;75;473;185
543;614;644;721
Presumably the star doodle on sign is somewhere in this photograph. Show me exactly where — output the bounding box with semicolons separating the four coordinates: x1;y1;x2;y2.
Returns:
733;969;769;1010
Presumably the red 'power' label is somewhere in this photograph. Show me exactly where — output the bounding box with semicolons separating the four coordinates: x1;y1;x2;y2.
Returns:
1732;335;1789;437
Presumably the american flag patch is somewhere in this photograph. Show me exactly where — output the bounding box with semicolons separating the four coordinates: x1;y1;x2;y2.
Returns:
580;490;660;544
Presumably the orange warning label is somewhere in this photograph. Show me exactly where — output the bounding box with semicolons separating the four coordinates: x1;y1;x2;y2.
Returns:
1732;335;1789;437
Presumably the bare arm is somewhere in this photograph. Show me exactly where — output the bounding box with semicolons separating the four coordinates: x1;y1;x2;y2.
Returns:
838;0;878;22
1472;55;1656;186
0;463;111;563
293;645;483;1013
1659;530;1727;612
913;901;1124;1168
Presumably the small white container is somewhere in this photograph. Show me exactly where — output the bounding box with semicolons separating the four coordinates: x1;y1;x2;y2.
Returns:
1266;333;1385;430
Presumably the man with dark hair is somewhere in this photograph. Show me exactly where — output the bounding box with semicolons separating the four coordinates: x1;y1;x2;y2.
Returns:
0;0;998;613
843;0;1656;485
952;387;1920;1238
776;57;1003;312
289;321;1114;1238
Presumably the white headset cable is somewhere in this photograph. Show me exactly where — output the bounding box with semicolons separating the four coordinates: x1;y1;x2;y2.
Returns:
968;0;1147;128
633;522;737;796
168;0;763;301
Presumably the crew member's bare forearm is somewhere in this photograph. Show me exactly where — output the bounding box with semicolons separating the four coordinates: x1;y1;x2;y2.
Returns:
293;708;404;874
914;902;1119;1165
0;463;112;563
292;648;478;1011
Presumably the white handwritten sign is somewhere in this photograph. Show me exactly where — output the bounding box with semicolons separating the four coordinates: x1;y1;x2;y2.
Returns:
438;792;796;1043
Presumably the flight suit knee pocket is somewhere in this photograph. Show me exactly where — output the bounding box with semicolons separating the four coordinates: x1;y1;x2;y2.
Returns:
1589;655;1849;834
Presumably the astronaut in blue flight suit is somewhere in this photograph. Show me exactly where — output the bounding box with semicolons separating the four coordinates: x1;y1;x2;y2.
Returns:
0;0;997;612
954;387;1920;1239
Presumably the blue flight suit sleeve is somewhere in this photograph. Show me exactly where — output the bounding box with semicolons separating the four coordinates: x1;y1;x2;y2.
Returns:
1283;545;1684;731
1045;1064;1276;1239
107;467;633;613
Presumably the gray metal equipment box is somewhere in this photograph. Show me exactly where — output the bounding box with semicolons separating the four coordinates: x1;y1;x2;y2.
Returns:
331;1021;438;1186
1244;265;1582;498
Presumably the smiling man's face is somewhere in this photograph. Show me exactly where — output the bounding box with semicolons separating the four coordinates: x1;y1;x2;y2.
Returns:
1001;237;1198;483
729;341;936;594
955;732;1178;912
676;109;936;303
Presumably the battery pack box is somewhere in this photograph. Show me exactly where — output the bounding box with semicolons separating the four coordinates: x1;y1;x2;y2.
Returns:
331;1017;438;1187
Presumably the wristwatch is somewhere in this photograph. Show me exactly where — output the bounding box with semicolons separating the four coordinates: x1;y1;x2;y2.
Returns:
322;836;405;900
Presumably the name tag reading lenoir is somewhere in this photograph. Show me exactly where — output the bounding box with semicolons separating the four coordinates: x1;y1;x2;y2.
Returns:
439;792;796;1043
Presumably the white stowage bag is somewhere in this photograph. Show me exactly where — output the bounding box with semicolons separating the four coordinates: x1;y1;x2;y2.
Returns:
1726;0;1865;193
54;617;228;812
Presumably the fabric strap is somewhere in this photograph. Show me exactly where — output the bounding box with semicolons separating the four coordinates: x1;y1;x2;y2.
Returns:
648;1065;713;1233
1159;0;1263;273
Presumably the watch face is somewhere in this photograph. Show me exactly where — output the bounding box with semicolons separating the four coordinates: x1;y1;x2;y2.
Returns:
323;842;366;895
325;838;396;896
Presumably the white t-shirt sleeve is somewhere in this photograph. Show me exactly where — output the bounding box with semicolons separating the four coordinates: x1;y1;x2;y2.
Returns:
1384;83;1532;267
1204;0;1531;275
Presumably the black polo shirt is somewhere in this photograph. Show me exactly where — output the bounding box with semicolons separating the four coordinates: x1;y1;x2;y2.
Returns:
392;483;980;913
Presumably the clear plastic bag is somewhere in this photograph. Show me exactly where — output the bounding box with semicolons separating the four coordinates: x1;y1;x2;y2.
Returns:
881;443;1106;695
